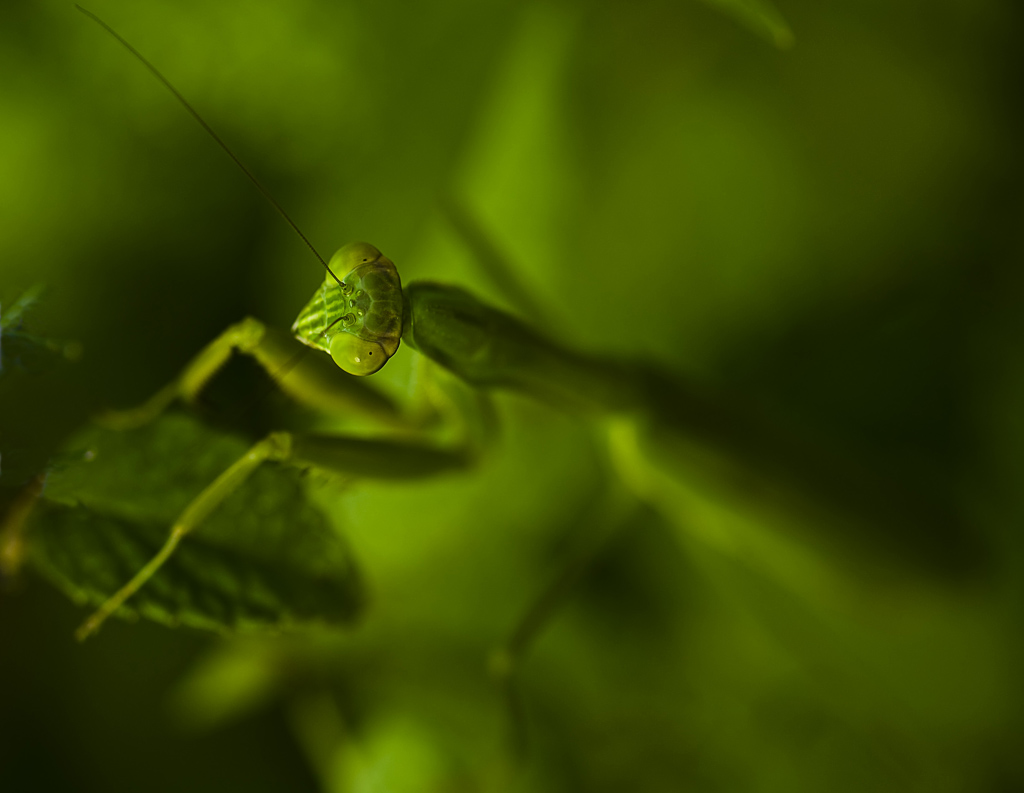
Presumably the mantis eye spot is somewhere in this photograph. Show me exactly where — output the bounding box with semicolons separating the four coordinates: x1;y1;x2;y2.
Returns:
329;331;388;376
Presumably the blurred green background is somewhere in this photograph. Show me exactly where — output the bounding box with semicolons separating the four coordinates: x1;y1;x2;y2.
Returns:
2;0;1023;790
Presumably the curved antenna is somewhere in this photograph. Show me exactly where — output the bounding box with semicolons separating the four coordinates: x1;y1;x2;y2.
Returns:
75;5;344;289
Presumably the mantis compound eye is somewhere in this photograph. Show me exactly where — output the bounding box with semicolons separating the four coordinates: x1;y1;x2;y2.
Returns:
329;332;388;376
329;242;382;277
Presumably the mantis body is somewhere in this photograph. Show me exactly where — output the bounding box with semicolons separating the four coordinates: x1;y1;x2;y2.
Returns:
64;8;647;641
60;7;965;643
74;233;663;639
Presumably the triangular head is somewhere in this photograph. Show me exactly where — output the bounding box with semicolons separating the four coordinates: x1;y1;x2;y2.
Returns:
291;242;406;375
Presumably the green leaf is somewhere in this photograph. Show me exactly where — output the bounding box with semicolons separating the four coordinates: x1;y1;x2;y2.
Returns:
699;0;794;48
0;284;45;331
28;413;364;633
1;284;81;380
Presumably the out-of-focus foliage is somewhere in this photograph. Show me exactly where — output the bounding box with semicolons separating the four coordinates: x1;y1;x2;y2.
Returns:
2;1;1022;792
1;286;55;376
699;0;794;48
0;285;81;486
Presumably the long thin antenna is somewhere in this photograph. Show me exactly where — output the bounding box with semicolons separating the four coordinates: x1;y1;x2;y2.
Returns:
76;5;344;288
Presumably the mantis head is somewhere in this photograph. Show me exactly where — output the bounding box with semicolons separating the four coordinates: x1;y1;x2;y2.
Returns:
292;242;405;376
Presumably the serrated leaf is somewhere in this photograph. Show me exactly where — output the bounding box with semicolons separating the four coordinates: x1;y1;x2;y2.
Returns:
699;0;794;49
28;413;364;633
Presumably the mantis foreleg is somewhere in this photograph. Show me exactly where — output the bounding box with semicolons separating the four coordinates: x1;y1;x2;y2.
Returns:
99;317;403;430
75;427;471;640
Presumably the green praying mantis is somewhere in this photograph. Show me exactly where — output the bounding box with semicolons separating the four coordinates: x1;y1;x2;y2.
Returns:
58;6;666;642
19;8;971;646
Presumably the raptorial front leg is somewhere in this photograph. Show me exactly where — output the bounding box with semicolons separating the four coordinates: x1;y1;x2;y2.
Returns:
98;317;402;430
74;428;471;640
74;430;292;640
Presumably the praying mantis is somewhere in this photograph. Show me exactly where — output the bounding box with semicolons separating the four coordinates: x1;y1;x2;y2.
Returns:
34;7;673;643
3;8;1007;791
15;7;972;654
